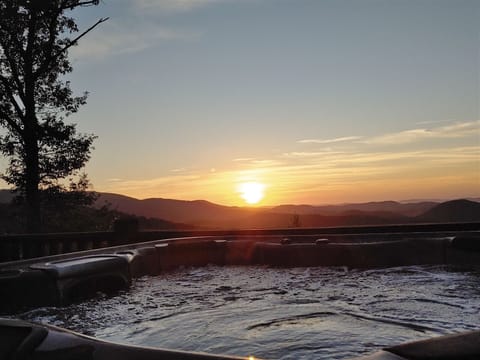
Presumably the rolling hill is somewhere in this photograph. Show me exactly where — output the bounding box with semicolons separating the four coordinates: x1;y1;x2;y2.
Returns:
95;194;480;228
0;189;479;229
95;192;262;226
270;201;437;217
416;199;480;223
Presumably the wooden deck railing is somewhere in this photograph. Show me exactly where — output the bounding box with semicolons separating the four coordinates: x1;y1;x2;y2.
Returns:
0;222;479;263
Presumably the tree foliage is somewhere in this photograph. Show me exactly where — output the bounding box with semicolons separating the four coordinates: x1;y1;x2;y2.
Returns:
0;0;106;232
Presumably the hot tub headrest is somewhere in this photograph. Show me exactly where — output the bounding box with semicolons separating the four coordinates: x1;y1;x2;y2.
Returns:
0;318;48;360
30;255;129;279
0;319;257;360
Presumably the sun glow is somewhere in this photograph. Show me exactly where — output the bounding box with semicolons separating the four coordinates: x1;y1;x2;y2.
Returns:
238;181;265;205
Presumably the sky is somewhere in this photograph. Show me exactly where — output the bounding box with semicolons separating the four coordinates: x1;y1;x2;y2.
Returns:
3;0;480;206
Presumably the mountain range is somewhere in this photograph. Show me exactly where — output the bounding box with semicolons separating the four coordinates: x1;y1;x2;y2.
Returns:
0;189;479;229
95;192;480;229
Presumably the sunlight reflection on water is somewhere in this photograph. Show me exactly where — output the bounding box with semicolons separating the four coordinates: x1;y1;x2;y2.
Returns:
17;265;480;359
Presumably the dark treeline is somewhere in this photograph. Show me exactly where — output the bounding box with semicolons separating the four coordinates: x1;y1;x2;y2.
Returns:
0;195;192;234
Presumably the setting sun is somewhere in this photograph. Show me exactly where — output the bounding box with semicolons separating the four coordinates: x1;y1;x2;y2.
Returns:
238;182;265;205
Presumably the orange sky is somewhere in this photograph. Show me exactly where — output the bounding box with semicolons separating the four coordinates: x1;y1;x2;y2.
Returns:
97;121;480;205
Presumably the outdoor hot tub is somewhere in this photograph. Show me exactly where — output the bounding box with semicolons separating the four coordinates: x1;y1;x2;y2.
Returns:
0;234;479;359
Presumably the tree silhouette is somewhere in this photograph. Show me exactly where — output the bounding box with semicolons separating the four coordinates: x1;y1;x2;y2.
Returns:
0;1;107;232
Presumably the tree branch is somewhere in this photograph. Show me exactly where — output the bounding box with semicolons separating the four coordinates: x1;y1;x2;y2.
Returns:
0;75;25;120
0;108;23;135
38;6;61;76
60;1;101;9
34;17;108;79
0;37;26;101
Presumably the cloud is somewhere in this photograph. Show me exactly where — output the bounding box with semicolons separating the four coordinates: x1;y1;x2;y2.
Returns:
134;0;227;12
232;121;479;186
295;121;478;148
282;150;345;158
71;20;199;60
415;119;452;126
100;144;479;204
103;173;201;197
253;146;480;191
365;120;479;145
232;158;282;166
298;136;363;144
106;178;123;182
233;157;255;162
71;0;234;61
99;120;479;204
250;159;283;166
283;152;326;158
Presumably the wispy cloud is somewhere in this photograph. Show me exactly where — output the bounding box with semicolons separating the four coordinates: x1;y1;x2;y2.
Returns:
296;121;479;147
72;0;231;61
101;120;479;204
71;21;198;60
233;158;255;162
250;159;283;166
232;158;282;167
102;174;201;198
365;120;479;145
282;150;345;158
415;119;453;126
298;136;362;144
134;0;225;12
269;147;478;172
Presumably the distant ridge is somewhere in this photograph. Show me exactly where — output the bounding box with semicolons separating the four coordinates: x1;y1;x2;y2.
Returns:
416;199;480;223
270;201;436;217
94;193;479;229
0;189;479;229
95;192;260;226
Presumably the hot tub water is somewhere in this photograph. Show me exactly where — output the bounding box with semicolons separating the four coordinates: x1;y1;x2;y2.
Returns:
15;265;480;359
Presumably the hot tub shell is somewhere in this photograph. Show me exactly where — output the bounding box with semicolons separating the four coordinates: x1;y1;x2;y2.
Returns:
0;233;479;359
0;234;479;311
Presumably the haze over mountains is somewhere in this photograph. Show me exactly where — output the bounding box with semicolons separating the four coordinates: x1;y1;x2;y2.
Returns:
94;192;480;229
0;189;479;230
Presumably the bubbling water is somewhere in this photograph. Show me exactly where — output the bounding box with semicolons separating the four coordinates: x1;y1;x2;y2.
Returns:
16;265;480;359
